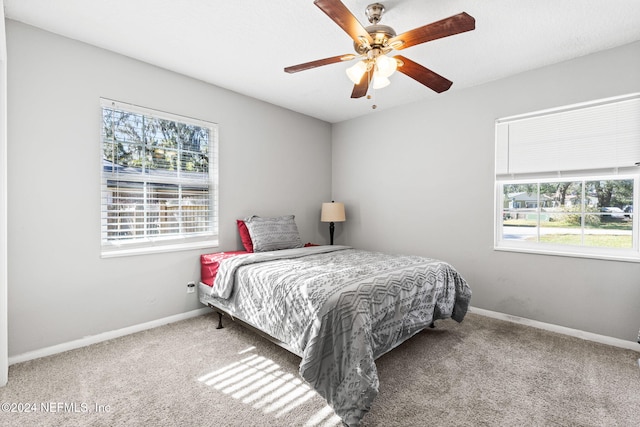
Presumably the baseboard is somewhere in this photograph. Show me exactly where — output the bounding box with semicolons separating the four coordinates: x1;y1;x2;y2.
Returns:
8;308;211;365
470;306;640;351
9;306;638;366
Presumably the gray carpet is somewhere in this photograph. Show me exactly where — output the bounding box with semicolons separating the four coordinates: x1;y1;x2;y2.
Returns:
1;312;639;427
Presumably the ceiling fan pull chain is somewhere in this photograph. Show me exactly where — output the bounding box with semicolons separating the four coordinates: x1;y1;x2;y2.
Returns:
370;78;377;110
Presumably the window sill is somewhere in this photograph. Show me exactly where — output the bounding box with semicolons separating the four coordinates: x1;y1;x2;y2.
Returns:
101;239;219;258
494;244;640;263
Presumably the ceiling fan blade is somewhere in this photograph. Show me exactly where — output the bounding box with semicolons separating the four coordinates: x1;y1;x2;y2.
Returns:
350;75;369;98
314;0;374;47
285;54;355;73
389;12;475;50
394;55;453;93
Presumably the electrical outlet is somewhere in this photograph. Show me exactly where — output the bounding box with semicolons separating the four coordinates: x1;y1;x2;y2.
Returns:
187;281;196;294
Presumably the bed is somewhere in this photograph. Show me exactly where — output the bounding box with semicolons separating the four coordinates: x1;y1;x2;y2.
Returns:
198;216;472;426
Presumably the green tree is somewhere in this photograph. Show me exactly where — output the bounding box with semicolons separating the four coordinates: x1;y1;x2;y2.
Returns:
589;180;633;208
102;109;209;172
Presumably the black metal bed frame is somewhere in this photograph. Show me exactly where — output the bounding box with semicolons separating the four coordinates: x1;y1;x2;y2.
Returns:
207;302;302;357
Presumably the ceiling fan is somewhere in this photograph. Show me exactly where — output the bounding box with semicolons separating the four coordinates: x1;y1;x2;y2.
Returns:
284;0;475;99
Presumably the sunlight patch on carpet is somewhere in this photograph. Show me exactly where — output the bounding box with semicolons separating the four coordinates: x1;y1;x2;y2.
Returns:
197;348;342;426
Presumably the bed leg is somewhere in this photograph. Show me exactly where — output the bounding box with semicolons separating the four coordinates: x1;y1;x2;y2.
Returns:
216;312;224;329
429;321;435;328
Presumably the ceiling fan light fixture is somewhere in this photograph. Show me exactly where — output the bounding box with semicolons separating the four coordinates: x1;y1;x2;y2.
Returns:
375;54;397;78
372;73;390;89
346;60;368;84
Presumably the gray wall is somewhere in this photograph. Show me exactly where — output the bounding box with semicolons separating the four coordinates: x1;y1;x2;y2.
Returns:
1;9;8;385
6;21;332;357
332;41;640;342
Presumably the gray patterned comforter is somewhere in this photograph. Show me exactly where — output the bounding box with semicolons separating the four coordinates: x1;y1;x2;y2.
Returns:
202;245;472;426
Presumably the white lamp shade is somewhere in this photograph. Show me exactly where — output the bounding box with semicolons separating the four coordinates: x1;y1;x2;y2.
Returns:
346;61;367;84
321;202;346;222
372;73;390;89
375;55;397;78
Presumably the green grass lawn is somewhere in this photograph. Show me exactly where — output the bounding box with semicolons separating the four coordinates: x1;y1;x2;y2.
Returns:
504;218;632;231
530;234;632;248
505;218;633;248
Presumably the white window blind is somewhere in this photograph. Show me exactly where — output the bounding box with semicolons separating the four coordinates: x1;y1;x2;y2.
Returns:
100;98;218;257
496;94;640;176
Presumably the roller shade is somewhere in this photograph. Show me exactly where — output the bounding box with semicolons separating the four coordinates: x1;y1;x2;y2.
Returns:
496;94;640;176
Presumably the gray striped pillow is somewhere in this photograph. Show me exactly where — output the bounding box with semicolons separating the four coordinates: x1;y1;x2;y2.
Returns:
244;215;303;252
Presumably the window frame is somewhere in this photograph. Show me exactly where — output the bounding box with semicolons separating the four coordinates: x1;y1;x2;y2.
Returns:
495;174;639;262
100;98;219;258
494;94;640;262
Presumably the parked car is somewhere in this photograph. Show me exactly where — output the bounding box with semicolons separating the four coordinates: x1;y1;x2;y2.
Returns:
600;207;626;220
623;205;633;217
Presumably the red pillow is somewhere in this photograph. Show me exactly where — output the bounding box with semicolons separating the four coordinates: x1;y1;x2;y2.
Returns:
236;220;254;252
200;251;249;286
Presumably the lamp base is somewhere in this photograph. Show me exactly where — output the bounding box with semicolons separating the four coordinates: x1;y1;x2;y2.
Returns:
329;222;335;245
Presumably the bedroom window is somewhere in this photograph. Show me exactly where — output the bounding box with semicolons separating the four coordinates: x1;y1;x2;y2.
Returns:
100;98;218;257
494;93;640;262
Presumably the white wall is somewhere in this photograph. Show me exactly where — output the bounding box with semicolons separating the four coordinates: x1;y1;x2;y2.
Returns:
332;41;640;342
5;20;332;357
1;2;8;386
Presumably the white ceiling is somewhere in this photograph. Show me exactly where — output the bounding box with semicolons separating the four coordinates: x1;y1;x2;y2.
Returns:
4;0;640;123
